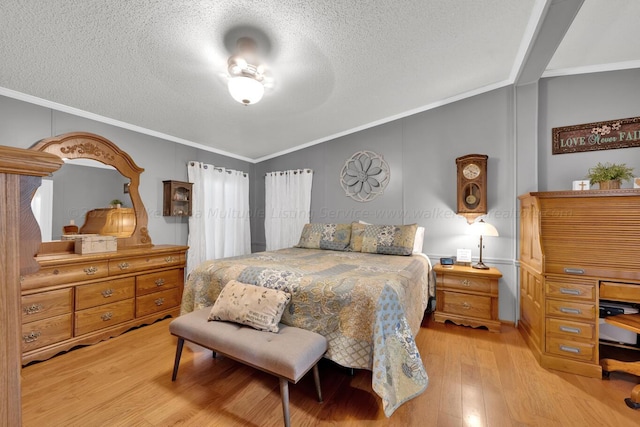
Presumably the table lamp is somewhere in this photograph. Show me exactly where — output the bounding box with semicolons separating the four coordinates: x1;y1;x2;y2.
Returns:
468;219;498;269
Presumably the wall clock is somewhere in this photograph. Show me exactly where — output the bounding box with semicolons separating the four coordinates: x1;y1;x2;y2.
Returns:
456;154;488;223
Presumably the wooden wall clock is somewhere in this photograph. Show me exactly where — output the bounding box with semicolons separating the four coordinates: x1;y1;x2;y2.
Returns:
456;154;488;224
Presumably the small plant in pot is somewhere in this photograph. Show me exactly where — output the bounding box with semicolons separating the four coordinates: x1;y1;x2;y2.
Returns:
586;162;634;189
110;199;125;208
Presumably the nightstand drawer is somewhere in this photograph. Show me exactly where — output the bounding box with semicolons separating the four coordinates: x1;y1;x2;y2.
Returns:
546;300;595;321
74;299;135;336
441;274;493;294
441;291;491;320
545;318;595;340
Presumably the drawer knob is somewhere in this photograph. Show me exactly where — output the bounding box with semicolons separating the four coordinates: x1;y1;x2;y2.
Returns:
155;297;165;306
461;279;471;287
559;345;581;354
84;266;98;275
559;326;581;334
118;262;130;270
101;288;114;298
165;256;175;263
560;307;581;315
560;288;581;296
23;331;41;343
155;278;165;287
462;302;471;310
101;312;113;321
23;303;44;315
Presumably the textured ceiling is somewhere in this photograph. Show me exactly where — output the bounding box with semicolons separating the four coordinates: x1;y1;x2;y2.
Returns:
1;1;639;161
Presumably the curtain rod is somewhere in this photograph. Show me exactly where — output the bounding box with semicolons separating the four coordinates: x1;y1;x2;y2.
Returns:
264;168;313;177
189;161;248;177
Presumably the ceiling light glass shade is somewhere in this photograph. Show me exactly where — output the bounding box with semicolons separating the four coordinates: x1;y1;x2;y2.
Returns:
228;76;264;105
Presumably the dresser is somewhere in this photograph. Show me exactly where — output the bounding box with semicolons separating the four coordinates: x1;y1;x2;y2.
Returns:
518;189;640;379
433;263;502;332
20;244;187;364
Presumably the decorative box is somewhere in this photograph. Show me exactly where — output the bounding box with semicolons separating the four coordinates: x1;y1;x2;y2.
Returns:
73;235;118;254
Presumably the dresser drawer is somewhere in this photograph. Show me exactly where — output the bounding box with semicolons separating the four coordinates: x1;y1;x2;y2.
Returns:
545;318;595;340
74;299;135;336
546;279;595;301
136;269;183;296
22;313;72;352
546;336;596;362
441;291;491;320
21;288;72;324
600;281;640;303
75;277;135;310
440;274;494;294
109;253;184;275
136;288;181;317
21;261;109;290
546;300;595;321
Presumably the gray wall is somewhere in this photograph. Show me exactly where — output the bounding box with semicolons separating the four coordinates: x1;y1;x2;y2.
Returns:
538;68;640;190
0;94;253;246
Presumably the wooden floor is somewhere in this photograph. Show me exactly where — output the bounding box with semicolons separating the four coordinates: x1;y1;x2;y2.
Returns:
22;316;640;427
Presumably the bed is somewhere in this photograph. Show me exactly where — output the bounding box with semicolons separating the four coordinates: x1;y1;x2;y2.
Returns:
181;224;433;416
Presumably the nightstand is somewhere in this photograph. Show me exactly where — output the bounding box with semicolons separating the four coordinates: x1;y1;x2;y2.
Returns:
433;263;502;332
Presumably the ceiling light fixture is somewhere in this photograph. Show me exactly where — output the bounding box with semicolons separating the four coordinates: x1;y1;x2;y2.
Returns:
227;37;266;106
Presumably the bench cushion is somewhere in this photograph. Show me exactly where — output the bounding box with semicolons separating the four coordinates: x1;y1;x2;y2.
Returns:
170;307;327;382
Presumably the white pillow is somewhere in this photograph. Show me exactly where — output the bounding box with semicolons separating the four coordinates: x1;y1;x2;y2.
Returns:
413;226;425;254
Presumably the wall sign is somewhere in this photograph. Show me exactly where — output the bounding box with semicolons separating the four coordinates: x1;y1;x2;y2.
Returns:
552;116;640;155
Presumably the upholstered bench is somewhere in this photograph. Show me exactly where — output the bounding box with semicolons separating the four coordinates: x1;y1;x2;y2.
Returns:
169;307;327;427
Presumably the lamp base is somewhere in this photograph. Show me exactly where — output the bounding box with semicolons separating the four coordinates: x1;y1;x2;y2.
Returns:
472;261;490;270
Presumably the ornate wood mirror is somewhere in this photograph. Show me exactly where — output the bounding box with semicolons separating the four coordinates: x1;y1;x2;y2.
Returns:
31;132;152;249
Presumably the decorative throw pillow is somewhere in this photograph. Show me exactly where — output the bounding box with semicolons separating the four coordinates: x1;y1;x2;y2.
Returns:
349;221;366;252
296;223;352;251
208;280;291;333
361;223;418;256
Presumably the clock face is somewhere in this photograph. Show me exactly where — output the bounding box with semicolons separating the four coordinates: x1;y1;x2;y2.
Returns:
463;163;481;180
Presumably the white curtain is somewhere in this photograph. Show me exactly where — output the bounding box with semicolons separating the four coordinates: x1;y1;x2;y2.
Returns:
265;169;313;251
187;161;251;275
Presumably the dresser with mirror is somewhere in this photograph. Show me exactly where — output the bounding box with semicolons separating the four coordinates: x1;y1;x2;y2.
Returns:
21;132;188;364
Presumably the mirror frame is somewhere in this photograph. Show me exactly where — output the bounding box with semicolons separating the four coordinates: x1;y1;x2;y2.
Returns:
31;132;153;249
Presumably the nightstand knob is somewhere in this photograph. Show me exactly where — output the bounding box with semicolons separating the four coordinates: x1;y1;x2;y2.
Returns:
461;279;471;287
462;302;471;310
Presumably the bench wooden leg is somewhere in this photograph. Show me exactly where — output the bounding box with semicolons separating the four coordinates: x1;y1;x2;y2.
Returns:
171;338;185;381
312;364;323;403
279;378;291;427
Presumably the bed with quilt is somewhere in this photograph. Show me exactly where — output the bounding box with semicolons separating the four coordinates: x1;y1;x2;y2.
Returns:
180;222;433;416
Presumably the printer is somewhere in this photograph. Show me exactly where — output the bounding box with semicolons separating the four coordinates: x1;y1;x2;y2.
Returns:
599;302;639;345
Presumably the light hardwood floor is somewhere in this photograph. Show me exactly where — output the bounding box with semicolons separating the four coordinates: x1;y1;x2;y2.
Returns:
22;316;640;426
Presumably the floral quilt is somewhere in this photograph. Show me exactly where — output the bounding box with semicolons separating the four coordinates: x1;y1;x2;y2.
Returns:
181;248;431;416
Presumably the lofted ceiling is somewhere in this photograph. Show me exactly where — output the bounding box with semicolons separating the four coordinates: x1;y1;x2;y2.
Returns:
1;1;639;162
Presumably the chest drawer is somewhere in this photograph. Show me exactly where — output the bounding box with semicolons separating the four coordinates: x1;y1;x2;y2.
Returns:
109;253;184;275
75;299;135;336
545;318;595;340
75;277;135;310
137;269;183;296
22;313;72;352
136;288;181;317
441;291;491;320
546;279;595;301
546;300;595;321
440;274;494;294
21;261;109;290
21;288;73;324
546;336;595;362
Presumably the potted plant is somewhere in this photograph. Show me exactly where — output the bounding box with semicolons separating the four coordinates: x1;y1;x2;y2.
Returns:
586;162;635;189
110;199;124;208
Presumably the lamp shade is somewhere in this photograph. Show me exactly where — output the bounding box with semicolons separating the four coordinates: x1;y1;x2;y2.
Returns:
468;219;499;237
228;76;264;105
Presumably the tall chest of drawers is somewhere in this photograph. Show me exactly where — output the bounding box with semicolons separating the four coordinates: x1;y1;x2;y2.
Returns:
20;244;187;364
518;190;640;378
